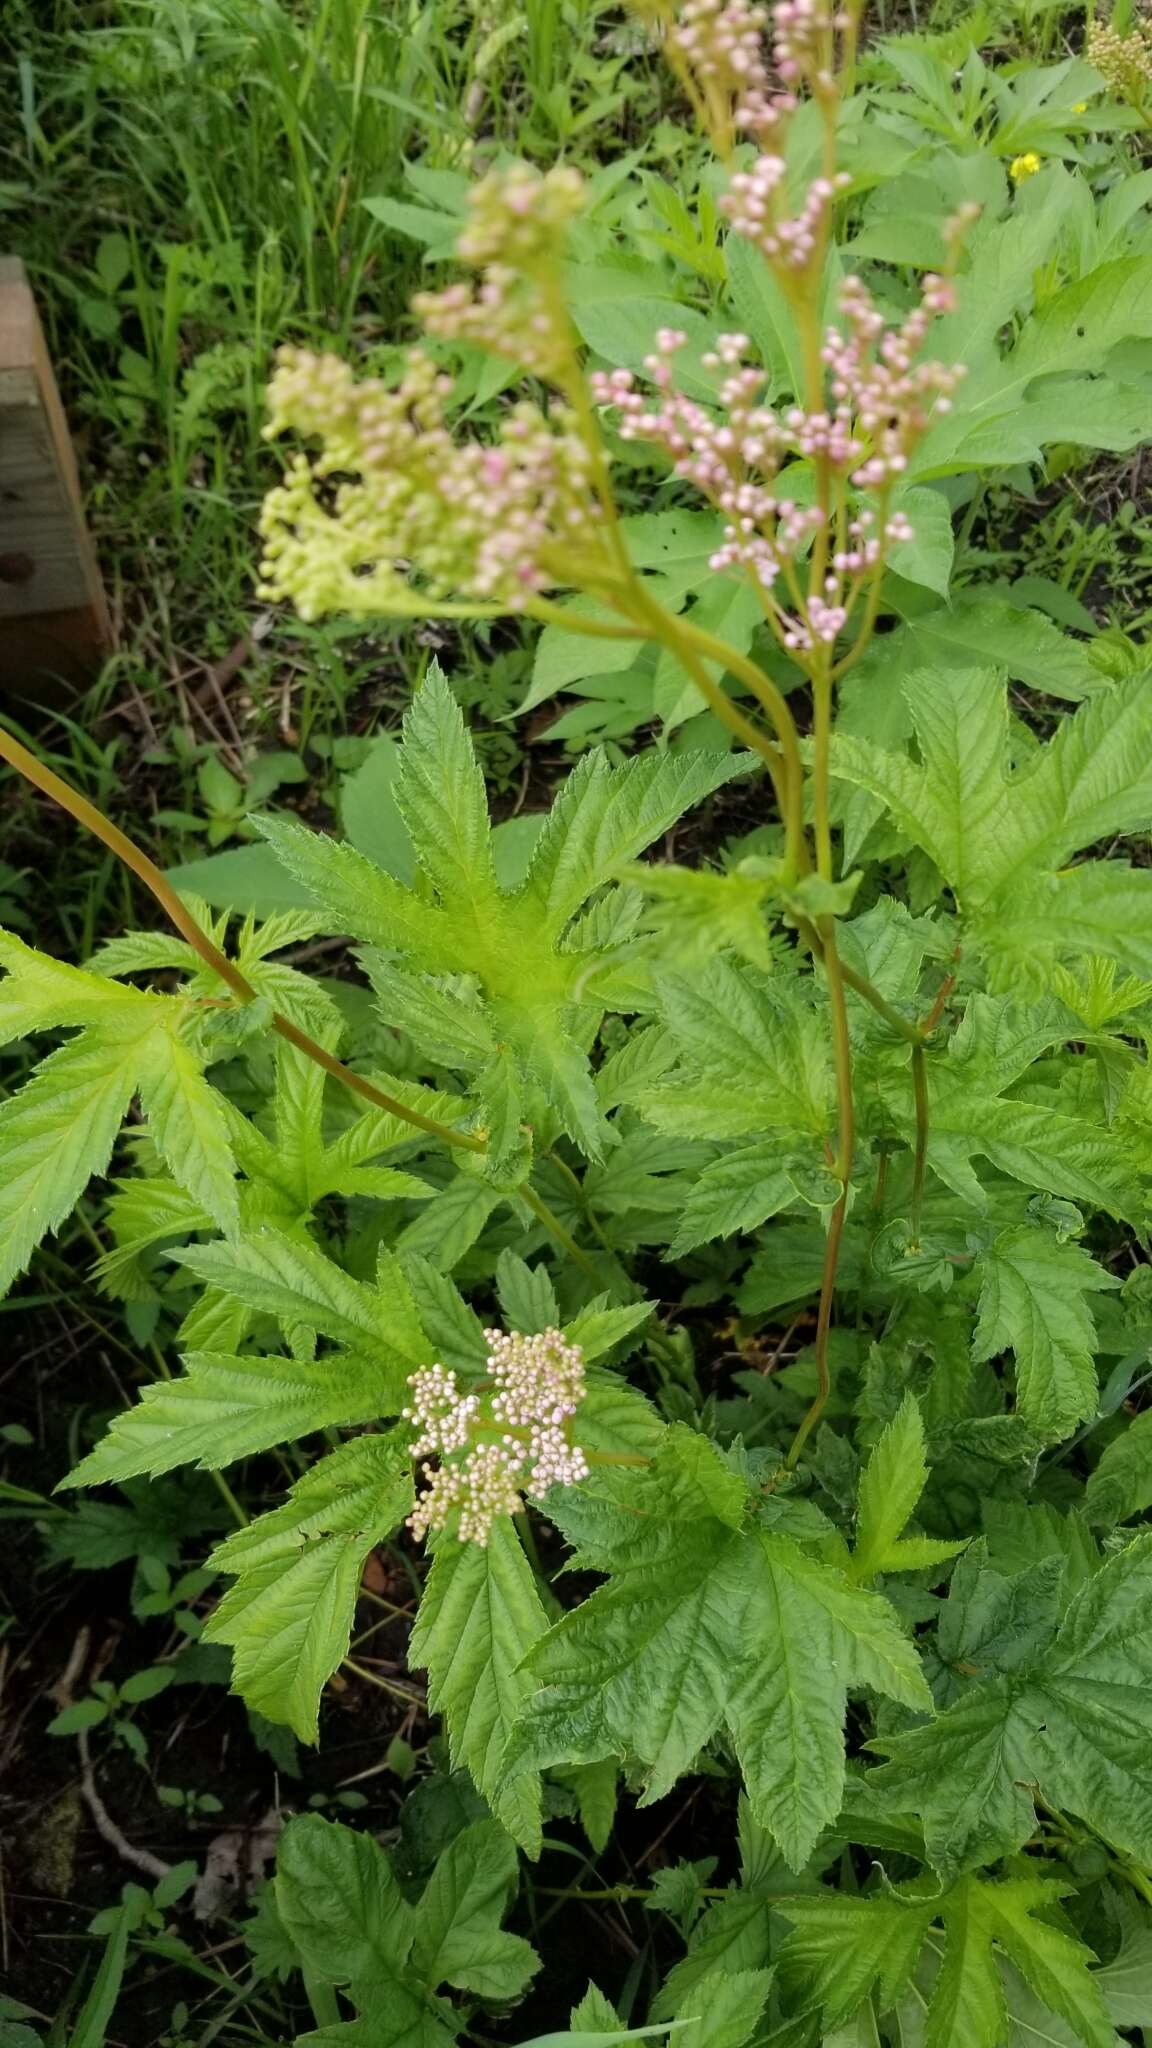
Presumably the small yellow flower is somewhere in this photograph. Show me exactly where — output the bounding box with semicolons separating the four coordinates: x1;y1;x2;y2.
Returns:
1010;151;1044;181
1072;100;1088;112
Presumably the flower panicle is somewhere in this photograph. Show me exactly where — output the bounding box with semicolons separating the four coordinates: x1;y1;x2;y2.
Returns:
1086;17;1152;104
404;1328;590;1548
589;267;964;650
414;163;585;379
659;0;850;134
258;344;603;620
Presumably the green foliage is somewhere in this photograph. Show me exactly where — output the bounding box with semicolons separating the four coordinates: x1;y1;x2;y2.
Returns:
410;1520;550;1855
872;1534;1152;1876
12;6;1152;2044
778;1873;1115;2048
506;1430;928;1869
203;1438;413;1742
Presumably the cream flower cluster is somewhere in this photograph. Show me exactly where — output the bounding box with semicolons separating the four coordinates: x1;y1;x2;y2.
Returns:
1087;16;1152;102
258;346;601;619
404;1329;590;1547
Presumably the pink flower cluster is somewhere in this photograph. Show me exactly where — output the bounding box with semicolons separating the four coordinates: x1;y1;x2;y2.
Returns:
258;346;601;618
589;268;962;652
666;0;855;275
404;1328;590;1547
669;0;846;128
413;163;584;379
722;160;852;272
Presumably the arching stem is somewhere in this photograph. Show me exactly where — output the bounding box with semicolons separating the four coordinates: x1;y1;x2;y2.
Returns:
0;721;485;1154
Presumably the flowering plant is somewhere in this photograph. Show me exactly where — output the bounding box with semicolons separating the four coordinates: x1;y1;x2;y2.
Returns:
5;2;1152;2042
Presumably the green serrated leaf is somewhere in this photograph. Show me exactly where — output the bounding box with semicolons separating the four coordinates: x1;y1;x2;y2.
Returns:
204;1436;412;1742
507;1436;928;1868
521;749;753;937
972;1227;1117;1441
872;1534;1152;1878
64;1350;385;1485
0;1029;146;1296
275;1811;414;1984
409;1519;549;1854
395;664;499;915
410;1818;538;1998
173;1229;384;1351
135;1019;239;1236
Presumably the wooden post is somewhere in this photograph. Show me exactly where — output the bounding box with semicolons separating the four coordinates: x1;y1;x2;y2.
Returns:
0;256;112;698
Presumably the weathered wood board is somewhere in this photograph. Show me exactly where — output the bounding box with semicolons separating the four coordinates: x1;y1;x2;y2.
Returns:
0;256;111;695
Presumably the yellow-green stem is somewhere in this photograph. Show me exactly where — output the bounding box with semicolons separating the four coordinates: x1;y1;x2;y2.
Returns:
626;586;808;875
811;661;835;880
910;1043;929;1246
520;1184;603;1285
784;916;854;1470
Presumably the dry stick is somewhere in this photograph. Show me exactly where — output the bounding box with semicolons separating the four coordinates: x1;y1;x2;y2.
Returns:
51;1629;173;1882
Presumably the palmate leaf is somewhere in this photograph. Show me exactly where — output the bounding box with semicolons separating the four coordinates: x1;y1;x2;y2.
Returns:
278;1812;538;2048
204;1436;413;1742
972;1227;1117;1441
778;1876;1114;2048
830;667;1152;978
409;1518;550;1855
871;1534;1152;1878
257;668;749;1157
506;1432;929;1868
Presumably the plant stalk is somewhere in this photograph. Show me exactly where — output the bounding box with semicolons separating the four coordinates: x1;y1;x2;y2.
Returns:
910;1041;929;1246
0;721;484;1155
